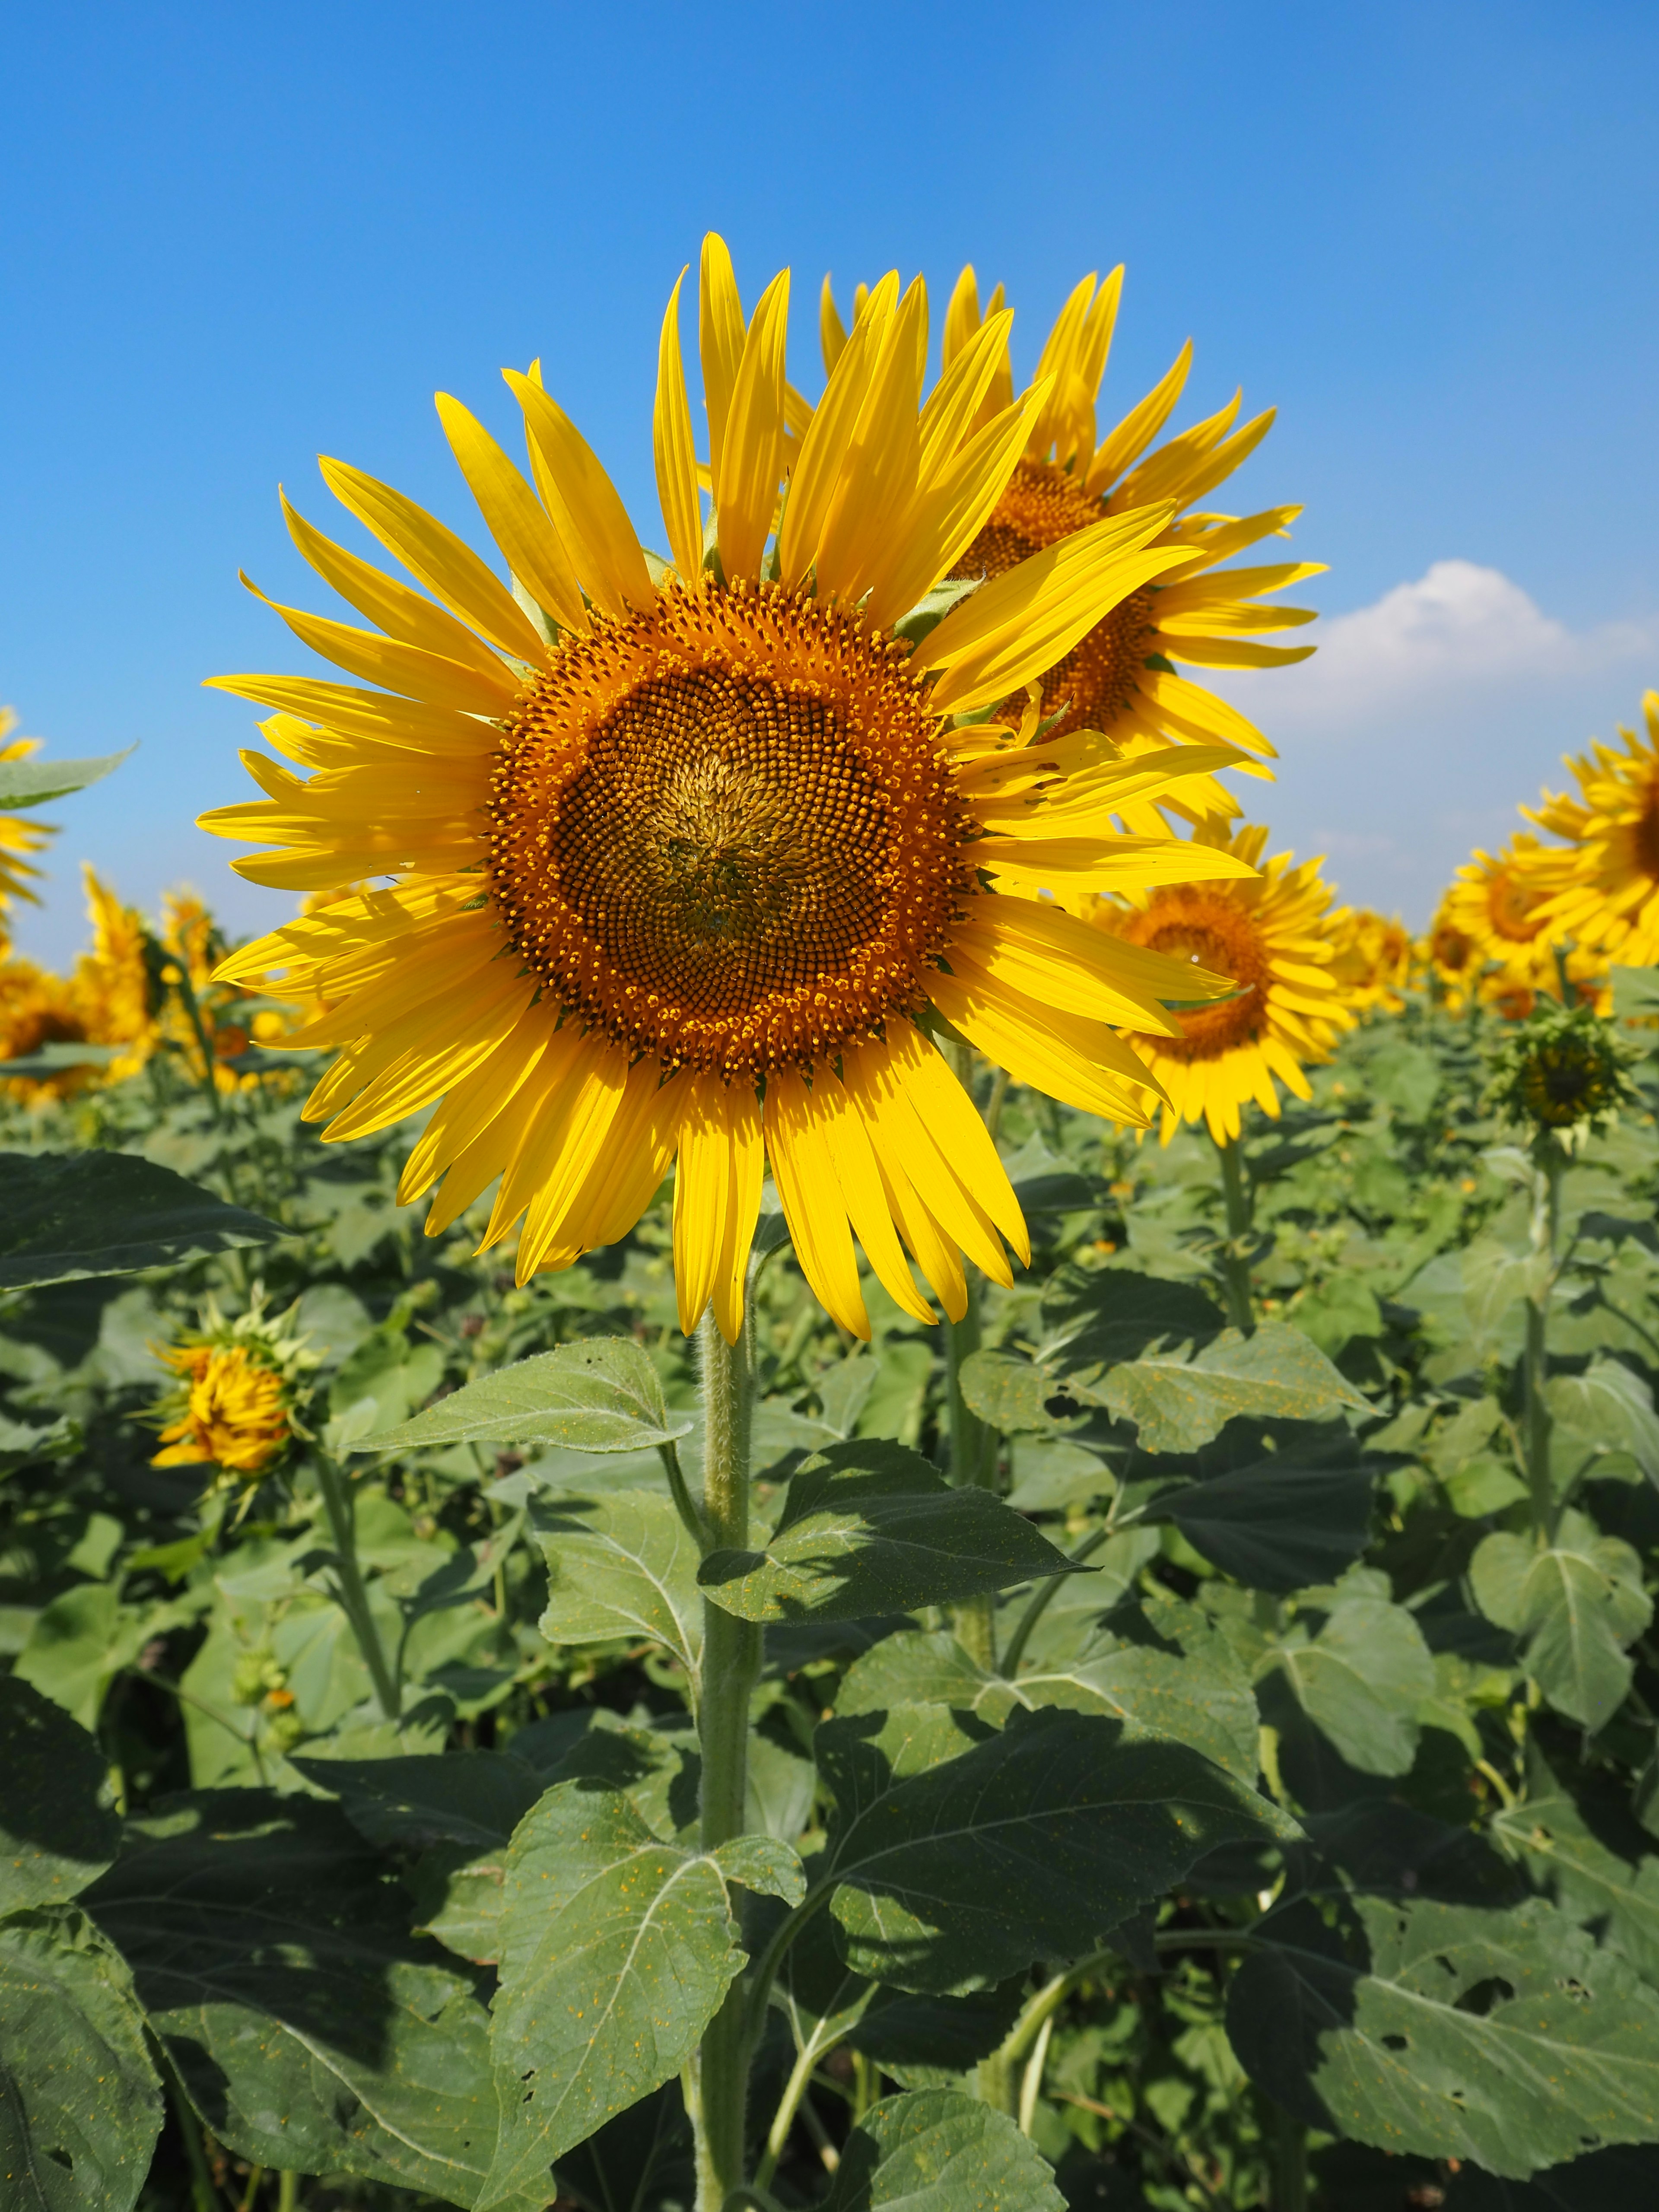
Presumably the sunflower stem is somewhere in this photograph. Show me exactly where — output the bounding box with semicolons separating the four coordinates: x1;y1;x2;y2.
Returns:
693;1308;760;2212
1523;1144;1564;1538
314;1451;400;1721
1215;1135;1256;1334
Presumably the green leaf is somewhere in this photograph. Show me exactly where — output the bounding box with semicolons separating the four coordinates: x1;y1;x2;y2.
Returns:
1228;1896;1659;2178
0;1907;162;2212
837;1604;1261;1784
1097;1323;1368;1454
13;1584;153;1733
1613;966;1659;1021
86;1791;506;2204
552;2085;692;2212
956;1348;1059;1434
696;1443;1077;1623
823;2086;1064;2210
477;1782;800;2209
293;1750;547;1852
1145;1457;1377;1592
0;745;133;810
820;1703;1297;1994
1040;1266;1224;1395
1264;1591;1437;1777
0;1151;281;1291
1493;1754;1659;1986
1547;1360;1659;1487
0;1677;121;1911
1365;1040;1442;1120
360;1337;694;1456
0;1043;121;1079
534;1490;703;1675
1471;1516;1652;1730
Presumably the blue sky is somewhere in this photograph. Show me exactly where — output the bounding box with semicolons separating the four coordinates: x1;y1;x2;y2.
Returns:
4;0;1659;960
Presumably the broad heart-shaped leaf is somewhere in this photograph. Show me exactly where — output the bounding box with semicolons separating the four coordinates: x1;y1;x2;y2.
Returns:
0;744;132;809
697;1442;1076;1623
1227;1895;1659;2178
822;2087;1064;2211
1144;1456;1378;1592
836;1600;1260;1783
1547;1360;1659;1487
1094;1322;1368;1455
293;1749;547;1852
0;1151;281;1291
1262;1591;1437;1777
552;2085;693;2212
534;1490;703;1675
956;1348;1062;1434
0;1907;162;2212
1471;1517;1652;1730
0;1675;120;1910
477;1781;803;2211
1039;1265;1224;1394
819;1702;1298;1994
1493;1749;1659;1986
360;1337;693;1456
86;1791;509;2207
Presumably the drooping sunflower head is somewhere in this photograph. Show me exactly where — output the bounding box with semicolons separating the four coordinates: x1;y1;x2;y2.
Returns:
820;264;1323;831
151;1292;315;1498
1485;999;1636;1150
205;237;1265;1342
1087;819;1355;1145
1523;692;1659;967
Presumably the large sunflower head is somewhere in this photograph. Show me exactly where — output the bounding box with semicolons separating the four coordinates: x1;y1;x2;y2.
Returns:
206;237;1263;1342
1523;692;1659;966
1087;820;1354;1145
820;265;1323;834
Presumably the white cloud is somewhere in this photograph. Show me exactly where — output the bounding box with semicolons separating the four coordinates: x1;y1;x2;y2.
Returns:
1224;559;1659;731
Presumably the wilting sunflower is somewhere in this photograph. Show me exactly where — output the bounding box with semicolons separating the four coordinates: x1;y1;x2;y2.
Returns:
205;238;1259;1342
821;266;1322;835
0;710;57;920
1088;820;1354;1145
1522;693;1659;967
1329;905;1416;1016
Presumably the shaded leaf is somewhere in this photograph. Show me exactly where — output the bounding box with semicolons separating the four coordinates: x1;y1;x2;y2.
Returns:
0;1907;162;2212
1471;1517;1652;1731
820;1703;1297;1993
1228;1896;1659;2178
0;1675;120;1911
534;1490;703;1676
1040;1267;1224;1395
293;1750;546;1852
698;1443;1075;1623
0;1151;280;1291
1265;1592;1437;1777
1145;1457;1377;1592
362;1338;693;1456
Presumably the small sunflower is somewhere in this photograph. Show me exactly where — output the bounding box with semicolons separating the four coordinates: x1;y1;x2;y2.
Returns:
0;710;57;919
1523;692;1659;965
1485;998;1635;1147
152;1294;315;1494
1435;832;1606;1016
1330;905;1416;1016
1088;820;1354;1145
205;237;1259;1344
0;957;99;1103
821;265;1322;834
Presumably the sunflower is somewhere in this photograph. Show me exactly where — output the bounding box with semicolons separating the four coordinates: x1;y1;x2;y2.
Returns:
1522;693;1659;967
205;237;1259;1342
152;1292;316;1494
0;710;57;921
1434;831;1606;1015
1088;820;1354;1144
0;956;99;1103
820;266;1322;836
1329;905;1416;1016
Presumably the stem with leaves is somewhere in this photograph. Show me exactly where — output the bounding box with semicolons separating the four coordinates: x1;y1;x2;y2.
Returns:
313;1450;400;1722
1523;1140;1565;1538
691;1309;760;2212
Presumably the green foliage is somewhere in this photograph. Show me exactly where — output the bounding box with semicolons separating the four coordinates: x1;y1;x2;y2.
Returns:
7;995;1659;2208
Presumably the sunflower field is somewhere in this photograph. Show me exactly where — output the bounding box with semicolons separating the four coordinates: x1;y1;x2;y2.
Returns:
10;243;1659;2212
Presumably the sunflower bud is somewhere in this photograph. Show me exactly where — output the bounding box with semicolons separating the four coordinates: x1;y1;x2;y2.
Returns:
1484;999;1635;1154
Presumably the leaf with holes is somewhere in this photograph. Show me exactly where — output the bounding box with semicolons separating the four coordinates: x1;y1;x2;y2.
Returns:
1227;1896;1659;2178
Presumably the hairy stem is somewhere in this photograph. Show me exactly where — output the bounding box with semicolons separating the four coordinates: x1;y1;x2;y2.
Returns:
1215;1135;1256;1333
1523;1145;1563;1538
314;1452;400;1721
693;1309;760;2212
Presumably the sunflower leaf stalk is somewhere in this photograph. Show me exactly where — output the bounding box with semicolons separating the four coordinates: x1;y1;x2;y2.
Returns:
692;1308;761;2212
313;1449;401;1721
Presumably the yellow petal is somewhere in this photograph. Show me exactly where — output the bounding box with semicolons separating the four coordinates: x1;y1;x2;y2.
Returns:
813;277;928;606
504;369;655;623
779;272;899;591
203;674;494;757
654;269;705;588
950;898;1188;1034
238;574;519;715
962;832;1260;893
673;1071;762;1341
280;491;523;675
316;456;549;666
714;267;790;584
517;1039;633;1280
820;273;849;376
765;1068;869;1338
435;392;590;637
700;233;747;489
941;264;982;367
1086;341;1195;496
811;1071;936;1325
929;959;1161;1124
